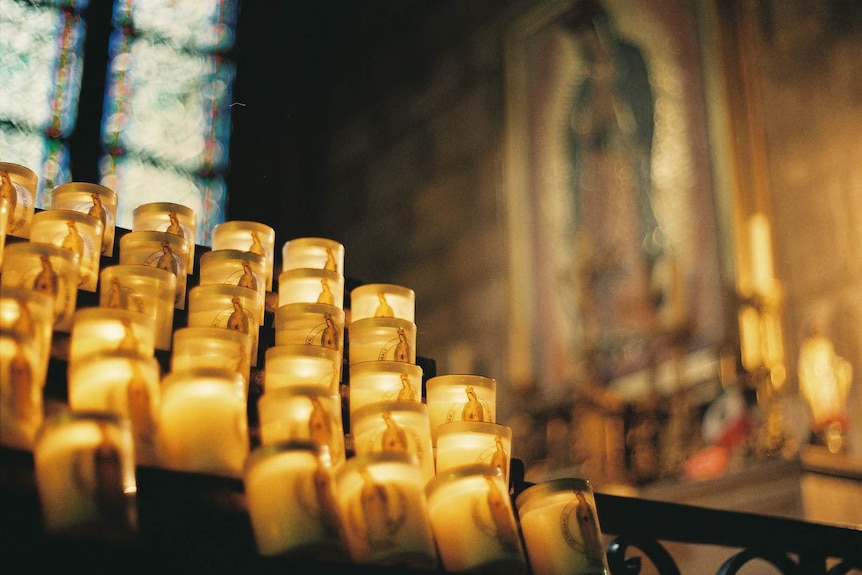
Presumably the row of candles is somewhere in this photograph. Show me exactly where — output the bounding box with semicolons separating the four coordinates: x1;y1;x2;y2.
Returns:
0;162;610;575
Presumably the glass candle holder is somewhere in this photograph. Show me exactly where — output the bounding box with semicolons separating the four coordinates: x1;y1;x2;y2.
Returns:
515;477;610;575
348;317;417;365
119;230;190;309
278;268;345;309
426;464;526;575
273;302;345;355
351;400;434;486
186;283;261;367
199;248;266;324
425;374;497;446
99;264;177;351
256;385;346;467
157;367;249;478
435;421;513;485
264;344;342;394
67;349;162;465
171;326;253;389
30;208;104;292
69;307;156;368
33;410;137;540
131;201;196;272
281;236;345;276
0;331;45;450
244;440;348;560
51;181;118;257
334;452;438;570
1;241;81;331
211;220;275;291
0;285;54;396
347;361;423;425
350;283;415;323
0;162;37;239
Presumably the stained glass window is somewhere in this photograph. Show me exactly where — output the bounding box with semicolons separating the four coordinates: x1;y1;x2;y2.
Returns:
102;0;237;244
0;0;237;246
0;0;84;201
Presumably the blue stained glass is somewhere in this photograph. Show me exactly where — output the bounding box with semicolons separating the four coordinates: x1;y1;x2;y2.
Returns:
0;0;85;137
112;0;237;52
0;123;71;205
101;32;234;173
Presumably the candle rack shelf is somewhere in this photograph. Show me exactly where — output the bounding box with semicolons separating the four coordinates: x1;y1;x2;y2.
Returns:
2;228;861;574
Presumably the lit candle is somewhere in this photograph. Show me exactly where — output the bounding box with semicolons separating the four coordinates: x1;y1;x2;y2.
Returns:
33;410;137;537
186;283;261;366
30;208;104;293
211;220;276;291
273;303;345;369
351;400;435;485
67;349;161;465
334;452;438;570
0;241;80;331
68;307;156;368
171;326;252;388
199;248;267;324
0;161;37;239
264;344;342;394
0;285;54;391
244;440;348;559
749;212;775;295
51;181;118;257
157;367;249;478
119;230;190;310
425;374;496;446
348;317;417;365
426;464;526;574
256;385;346;466
349;283;416;323
0;331;44;450
516;477;609;575
278;268;345;309
347;361;423;428
435;421;513;485
99;264;177;351
281;236;345;276
132;201;197;272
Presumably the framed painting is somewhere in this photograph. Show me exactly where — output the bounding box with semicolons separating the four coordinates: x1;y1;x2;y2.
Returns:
504;0;736;403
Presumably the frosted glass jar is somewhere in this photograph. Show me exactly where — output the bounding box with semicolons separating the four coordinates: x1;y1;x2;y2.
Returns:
99;264;176;351
426;464;526;575
244;440;347;560
51;181;118;257
131;201;196;272
0;241;80;331
157;367;249;478
349;283;415;323
0;162;37;239
281;236;345;276
425;374;496;446
119;230;190;309
30;209;103;292
211;220;275;291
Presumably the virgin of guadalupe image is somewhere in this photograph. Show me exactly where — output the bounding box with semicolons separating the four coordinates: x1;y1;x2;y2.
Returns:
561;0;665;381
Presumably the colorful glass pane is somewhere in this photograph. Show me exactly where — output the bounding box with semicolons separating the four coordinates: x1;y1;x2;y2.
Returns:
101;33;233;173
113;0;237;52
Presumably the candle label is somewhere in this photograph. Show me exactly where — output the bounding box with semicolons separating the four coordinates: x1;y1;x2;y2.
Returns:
305;311;341;351
362;413;424;458
445;386;494;424
346;471;409;549
48;220;99;288
559;490;606;570
18;256;75;328
471;476;522;551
